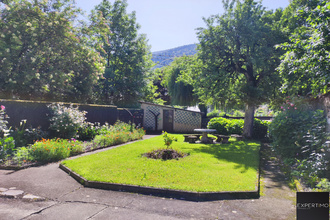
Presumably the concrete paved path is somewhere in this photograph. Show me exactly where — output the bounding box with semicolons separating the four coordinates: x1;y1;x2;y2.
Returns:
0;136;296;220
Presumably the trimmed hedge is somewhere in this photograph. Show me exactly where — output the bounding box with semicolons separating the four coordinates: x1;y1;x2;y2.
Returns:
207;117;269;139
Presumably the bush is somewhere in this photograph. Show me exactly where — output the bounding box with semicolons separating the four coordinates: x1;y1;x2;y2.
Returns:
0;137;15;162
226;119;244;135
252;119;269;140
10;120;48;148
206;110;220;117
12;147;33;165
317;178;330;191
93;121;145;148
269;109;327;159
208;117;268;139
48;103;87;139
77;122;100;141
29;138;84;163
232;110;245;117
207;117;230;135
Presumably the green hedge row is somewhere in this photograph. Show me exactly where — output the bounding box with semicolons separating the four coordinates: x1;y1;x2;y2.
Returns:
207;117;269;139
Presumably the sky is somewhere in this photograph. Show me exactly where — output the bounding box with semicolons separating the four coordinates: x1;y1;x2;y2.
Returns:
76;0;291;52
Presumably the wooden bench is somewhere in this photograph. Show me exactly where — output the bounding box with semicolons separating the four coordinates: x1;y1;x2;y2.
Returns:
213;134;230;143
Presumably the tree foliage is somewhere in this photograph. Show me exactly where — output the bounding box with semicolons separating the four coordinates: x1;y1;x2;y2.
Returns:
186;0;285;137
0;0;106;102
161;55;198;106
277;0;330;96
92;0;154;107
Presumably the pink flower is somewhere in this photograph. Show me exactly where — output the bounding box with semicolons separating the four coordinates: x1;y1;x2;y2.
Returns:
287;107;290;109
0;105;5;111
280;106;284;109
294;107;297;110
290;103;294;107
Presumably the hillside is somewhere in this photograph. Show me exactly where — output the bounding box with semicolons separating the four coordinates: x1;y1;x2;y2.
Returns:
152;44;197;69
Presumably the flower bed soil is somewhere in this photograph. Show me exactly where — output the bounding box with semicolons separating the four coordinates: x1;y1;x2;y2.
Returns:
143;148;189;160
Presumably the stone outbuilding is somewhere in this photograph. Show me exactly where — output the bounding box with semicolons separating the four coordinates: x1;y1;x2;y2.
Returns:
139;102;202;133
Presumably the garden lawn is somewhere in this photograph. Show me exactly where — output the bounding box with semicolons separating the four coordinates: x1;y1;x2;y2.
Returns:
61;134;260;192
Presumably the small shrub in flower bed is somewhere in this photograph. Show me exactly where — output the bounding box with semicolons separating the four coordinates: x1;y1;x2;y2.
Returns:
93;121;145;149
29;139;85;164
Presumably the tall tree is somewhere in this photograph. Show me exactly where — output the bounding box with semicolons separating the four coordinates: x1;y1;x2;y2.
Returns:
92;0;153;107
162;56;198;107
0;0;106;102
277;0;330;96
194;0;285;138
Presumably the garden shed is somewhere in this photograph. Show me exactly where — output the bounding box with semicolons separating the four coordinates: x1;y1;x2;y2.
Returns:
139;102;202;133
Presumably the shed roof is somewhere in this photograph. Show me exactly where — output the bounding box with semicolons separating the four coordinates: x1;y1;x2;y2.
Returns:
139;101;203;114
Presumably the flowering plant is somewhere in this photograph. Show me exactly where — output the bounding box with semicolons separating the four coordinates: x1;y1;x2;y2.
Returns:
29;138;84;163
48;103;87;139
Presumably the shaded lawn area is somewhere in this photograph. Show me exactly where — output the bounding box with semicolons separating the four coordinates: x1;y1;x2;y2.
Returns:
61;134;260;192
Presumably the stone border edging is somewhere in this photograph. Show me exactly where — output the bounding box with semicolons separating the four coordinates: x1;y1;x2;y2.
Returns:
59;163;260;202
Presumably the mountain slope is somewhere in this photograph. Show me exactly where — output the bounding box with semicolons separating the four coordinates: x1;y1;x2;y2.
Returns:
152;44;197;69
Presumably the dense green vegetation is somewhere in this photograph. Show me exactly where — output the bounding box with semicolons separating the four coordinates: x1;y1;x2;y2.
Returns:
0;0;155;107
62;135;260;192
0;0;329;191
92;0;154;107
269;96;329;189
0;104;144;165
208;117;269;140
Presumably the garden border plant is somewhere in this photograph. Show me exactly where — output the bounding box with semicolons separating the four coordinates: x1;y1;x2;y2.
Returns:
0;102;145;169
269;96;330;191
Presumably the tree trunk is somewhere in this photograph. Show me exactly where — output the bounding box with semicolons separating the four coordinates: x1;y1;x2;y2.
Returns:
243;103;255;139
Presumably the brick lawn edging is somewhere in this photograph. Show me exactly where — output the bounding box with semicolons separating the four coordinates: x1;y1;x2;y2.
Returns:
59;163;260;202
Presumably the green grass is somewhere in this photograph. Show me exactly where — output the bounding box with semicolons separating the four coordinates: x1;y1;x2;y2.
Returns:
61;134;260;192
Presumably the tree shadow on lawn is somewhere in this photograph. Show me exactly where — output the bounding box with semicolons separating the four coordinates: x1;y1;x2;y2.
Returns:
182;141;260;173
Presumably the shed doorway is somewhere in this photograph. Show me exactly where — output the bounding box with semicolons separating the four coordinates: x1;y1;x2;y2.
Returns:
163;109;174;133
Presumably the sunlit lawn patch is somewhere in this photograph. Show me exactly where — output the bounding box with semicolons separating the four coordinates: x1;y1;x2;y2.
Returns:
61;134;260;192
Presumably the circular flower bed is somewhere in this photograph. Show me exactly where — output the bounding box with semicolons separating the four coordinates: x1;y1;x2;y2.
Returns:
143;149;189;160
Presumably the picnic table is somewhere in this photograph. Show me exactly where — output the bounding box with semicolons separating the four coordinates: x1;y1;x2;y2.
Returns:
193;129;217;144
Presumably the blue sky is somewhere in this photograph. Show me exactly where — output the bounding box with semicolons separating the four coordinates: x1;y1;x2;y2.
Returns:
76;0;290;52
